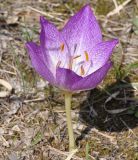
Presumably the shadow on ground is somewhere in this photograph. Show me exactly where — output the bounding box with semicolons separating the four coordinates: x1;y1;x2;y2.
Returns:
77;76;138;143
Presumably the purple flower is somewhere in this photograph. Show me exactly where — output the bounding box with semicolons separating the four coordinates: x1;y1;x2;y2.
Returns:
26;5;118;92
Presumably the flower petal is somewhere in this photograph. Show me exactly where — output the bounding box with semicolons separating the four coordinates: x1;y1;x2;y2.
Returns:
61;4;102;56
26;42;55;84
40;16;60;46
89;39;118;74
72;61;112;91
40;16;60;66
56;67;82;91
40;16;70;72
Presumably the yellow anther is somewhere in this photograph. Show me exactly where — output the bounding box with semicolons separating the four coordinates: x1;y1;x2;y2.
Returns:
60;43;64;52
80;65;85;76
84;51;89;61
73;55;81;59
68;59;73;70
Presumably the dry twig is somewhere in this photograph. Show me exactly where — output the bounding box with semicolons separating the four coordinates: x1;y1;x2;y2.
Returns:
48;146;83;160
91;128;117;144
28;6;64;22
0;79;12;97
107;0;132;17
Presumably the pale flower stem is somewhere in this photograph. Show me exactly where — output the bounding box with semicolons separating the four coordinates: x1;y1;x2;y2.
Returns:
64;91;76;151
